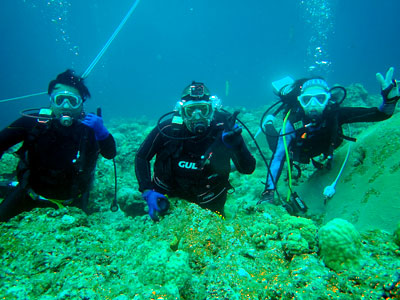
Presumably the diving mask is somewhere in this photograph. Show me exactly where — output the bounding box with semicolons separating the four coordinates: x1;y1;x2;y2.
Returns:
181;100;214;134
182;101;212;119
50;91;83;126
50;91;83;109
298;92;330;108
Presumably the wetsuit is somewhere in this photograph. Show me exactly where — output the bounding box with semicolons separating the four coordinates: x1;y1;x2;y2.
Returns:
0;115;116;221
135;111;256;214
265;104;394;191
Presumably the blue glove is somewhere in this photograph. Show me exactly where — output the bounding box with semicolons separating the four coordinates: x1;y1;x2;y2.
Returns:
82;113;110;141
142;190;169;221
376;67;399;103
222;124;243;148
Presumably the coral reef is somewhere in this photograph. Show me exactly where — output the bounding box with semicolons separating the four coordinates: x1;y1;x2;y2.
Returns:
318;218;361;271
394;222;400;247
1;201;399;299
1;84;399;299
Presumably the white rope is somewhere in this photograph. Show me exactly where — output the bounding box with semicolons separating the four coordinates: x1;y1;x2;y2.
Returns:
82;0;141;78
0;0;141;103
0;91;48;103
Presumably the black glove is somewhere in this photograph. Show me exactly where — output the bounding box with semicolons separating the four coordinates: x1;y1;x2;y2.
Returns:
222;124;244;148
222;111;243;149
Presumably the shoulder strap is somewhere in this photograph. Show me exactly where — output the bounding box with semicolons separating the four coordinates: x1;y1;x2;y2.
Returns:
157;119;185;161
15;121;47;159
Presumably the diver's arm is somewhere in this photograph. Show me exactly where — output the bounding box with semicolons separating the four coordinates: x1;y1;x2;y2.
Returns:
338;79;399;124
0;117;34;159
338;106;391;124
135;126;165;192
265;121;296;190
98;134;117;159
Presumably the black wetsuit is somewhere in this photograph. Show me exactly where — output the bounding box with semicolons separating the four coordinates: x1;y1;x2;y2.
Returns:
0;116;116;221
135;111;256;214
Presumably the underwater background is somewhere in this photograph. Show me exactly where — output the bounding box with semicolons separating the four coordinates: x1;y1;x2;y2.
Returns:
0;0;399;125
1;0;400;299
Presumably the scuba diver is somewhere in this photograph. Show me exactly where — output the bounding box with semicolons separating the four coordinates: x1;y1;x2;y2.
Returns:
0;69;116;222
259;67;399;211
135;81;256;221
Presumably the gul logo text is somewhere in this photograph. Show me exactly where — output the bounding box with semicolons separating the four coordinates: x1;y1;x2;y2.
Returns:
178;161;198;170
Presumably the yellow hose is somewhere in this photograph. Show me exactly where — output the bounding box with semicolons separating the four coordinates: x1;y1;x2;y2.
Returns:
282;110;292;202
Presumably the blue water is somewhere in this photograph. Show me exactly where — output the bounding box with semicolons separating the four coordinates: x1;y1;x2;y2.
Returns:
0;0;399;127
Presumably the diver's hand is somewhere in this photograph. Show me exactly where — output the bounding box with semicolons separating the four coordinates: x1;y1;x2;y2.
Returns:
142;190;169;221
376;67;399;103
82;113;110;141
222;124;243;149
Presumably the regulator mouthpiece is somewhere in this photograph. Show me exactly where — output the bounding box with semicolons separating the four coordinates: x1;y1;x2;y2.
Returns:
60;115;73;127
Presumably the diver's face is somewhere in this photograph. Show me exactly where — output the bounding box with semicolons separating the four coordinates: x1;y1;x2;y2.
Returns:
50;84;83;126
298;86;330;118
181;100;213;134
